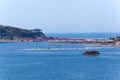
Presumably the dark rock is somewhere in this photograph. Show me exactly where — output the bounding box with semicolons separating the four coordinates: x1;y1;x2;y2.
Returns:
83;51;100;56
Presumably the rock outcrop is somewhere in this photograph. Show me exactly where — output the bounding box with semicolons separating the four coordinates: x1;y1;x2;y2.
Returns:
83;51;100;56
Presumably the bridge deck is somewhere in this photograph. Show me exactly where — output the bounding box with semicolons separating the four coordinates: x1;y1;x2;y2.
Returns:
20;38;89;41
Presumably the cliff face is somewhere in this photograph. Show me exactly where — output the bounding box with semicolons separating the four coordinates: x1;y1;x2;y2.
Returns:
0;25;46;39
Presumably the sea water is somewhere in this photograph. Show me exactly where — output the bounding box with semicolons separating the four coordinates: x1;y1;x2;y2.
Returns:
0;33;120;80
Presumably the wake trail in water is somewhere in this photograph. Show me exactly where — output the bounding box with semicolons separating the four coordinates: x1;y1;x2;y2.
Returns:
17;47;100;51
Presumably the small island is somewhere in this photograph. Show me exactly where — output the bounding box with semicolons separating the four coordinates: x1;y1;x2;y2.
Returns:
0;25;46;42
83;51;100;56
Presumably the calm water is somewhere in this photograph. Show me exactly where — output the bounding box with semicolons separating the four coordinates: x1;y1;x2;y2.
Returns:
0;33;120;80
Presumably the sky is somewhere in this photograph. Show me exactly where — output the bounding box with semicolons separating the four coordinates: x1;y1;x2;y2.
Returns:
0;0;120;33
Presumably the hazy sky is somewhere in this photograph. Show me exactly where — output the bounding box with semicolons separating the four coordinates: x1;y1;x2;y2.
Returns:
0;0;120;33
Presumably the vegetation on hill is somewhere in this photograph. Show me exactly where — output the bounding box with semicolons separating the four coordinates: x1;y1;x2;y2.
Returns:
0;25;46;39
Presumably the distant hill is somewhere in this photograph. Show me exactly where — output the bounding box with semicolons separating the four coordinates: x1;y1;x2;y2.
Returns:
0;25;46;39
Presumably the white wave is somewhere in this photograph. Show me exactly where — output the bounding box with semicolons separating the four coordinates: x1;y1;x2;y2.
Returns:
17;47;100;51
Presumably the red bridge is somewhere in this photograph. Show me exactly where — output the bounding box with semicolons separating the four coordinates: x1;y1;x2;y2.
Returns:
20;38;90;42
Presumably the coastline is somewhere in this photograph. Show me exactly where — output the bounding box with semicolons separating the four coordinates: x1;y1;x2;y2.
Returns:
0;38;120;46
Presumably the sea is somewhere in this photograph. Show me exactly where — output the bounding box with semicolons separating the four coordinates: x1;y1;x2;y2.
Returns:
0;33;120;80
